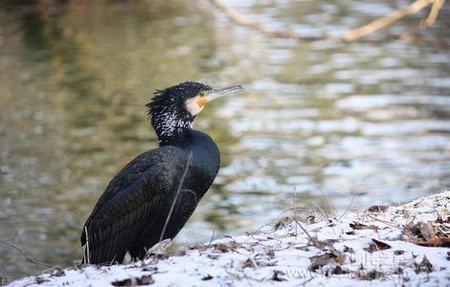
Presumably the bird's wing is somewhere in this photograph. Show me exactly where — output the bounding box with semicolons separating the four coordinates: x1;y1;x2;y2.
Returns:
80;147;178;264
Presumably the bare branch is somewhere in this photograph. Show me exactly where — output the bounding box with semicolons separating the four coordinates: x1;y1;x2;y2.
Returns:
343;0;435;41
289;216;321;249
0;238;51;268
421;0;445;27
210;0;326;41
210;0;443;42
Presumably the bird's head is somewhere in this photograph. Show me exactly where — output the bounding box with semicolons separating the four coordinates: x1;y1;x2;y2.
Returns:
147;81;244;145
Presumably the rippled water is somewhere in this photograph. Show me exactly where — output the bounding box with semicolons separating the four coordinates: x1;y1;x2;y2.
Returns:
0;0;449;280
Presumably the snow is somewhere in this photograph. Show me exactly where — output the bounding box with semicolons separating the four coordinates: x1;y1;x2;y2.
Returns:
8;191;450;287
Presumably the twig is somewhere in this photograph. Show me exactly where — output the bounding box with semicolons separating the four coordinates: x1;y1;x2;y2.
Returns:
421;0;445;27
342;0;436;41
210;0;442;42
84;226;90;264
314;185;335;217
338;189;356;220
273;206;305;221
210;0;326;41
289;217;319;248
0;238;51;268
206;229;216;250
312;202;328;218
159;151;193;242
299;277;314;286
366;214;399;228
249;256;259;269
293;186;298;239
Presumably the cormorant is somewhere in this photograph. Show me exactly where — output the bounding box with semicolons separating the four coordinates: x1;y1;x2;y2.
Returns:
80;81;244;264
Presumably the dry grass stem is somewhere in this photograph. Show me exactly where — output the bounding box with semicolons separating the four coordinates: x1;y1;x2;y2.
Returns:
159;151;193;242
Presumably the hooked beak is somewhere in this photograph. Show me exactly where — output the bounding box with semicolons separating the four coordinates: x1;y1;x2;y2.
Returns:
203;84;245;103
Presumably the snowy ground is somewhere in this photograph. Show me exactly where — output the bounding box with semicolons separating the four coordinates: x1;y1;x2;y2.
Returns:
8;191;450;287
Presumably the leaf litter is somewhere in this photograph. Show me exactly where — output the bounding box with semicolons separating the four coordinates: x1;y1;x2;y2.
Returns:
7;191;450;287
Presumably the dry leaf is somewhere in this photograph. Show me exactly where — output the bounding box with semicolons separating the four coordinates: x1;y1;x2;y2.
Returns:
363;239;391;253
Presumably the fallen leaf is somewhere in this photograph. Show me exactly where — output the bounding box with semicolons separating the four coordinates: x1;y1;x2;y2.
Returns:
141;266;158;272
266;247;275;257
367;205;388;212
358;270;385;280
242;258;256;268
307;215;316;223
417;237;450;248
415;256;433;273
309;236;338;248
309;251;345;272
201;274;213;281
35;277;48;284
436;216;450;224
403;222;435;241
111;278;132;286
207;254;219;259
111;275;154;286
363;239;391;253
274;217;292;230
343;245;354;253
350;222;378;231
48;268;64;277
213;241;239;253
144;239;172;260
272;270;286;281
403;222;450;247
137;275;154;285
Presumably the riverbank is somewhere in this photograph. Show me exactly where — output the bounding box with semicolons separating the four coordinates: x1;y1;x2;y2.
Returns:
8;191;449;287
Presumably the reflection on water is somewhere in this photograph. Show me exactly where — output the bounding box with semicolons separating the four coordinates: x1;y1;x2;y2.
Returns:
0;0;449;280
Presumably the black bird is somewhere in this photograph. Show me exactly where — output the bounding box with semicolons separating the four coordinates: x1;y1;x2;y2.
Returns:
81;81;244;264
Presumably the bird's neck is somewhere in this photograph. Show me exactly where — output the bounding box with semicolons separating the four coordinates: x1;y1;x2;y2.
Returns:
152;112;194;146
157;128;192;146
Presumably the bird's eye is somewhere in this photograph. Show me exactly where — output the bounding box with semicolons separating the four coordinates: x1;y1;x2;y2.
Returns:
198;91;205;97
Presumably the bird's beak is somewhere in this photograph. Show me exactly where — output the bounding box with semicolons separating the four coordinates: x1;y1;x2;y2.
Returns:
199;85;244;106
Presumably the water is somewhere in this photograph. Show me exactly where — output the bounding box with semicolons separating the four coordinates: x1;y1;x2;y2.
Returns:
0;0;449;281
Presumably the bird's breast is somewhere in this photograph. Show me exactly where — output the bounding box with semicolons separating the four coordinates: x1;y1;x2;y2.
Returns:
178;130;220;197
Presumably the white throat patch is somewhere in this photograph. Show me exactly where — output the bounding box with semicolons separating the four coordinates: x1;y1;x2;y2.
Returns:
185;96;205;116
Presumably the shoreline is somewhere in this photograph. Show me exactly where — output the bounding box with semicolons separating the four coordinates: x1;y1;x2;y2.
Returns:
7;191;450;287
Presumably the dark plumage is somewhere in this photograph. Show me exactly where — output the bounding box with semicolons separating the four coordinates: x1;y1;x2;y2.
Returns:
81;81;244;264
